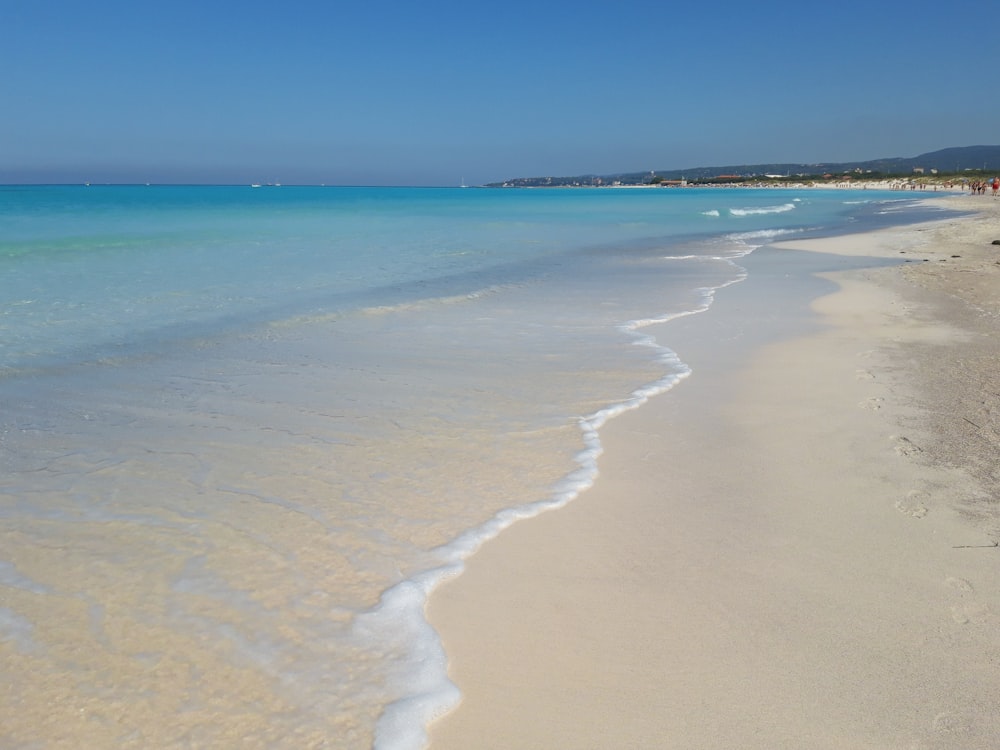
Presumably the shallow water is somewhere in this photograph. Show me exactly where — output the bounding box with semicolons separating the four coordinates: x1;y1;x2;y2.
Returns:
0;185;948;747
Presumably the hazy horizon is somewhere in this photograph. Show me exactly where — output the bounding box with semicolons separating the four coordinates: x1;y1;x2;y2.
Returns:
4;1;998;187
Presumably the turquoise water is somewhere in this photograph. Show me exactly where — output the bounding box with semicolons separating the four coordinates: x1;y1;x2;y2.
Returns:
0;185;905;372
0;185;940;748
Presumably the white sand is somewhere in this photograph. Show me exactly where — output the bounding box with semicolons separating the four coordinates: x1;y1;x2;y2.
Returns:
427;196;1000;749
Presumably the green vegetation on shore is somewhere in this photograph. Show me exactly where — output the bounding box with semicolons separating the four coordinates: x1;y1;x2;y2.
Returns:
488;145;1000;188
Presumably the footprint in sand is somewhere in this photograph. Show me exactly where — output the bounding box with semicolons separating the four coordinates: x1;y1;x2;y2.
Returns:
856;369;876;381
860;396;884;411
950;602;990;625
895;490;929;518
931;710;972;733
945;576;974;593
892;435;923;457
944;577;991;625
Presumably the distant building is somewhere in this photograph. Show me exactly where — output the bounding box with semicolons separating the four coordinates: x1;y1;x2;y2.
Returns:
913;167;925;174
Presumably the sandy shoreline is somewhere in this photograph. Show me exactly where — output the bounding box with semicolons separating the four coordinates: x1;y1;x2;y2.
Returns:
426;195;1000;749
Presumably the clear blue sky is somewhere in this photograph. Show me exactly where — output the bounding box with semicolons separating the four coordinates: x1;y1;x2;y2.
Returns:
3;0;996;186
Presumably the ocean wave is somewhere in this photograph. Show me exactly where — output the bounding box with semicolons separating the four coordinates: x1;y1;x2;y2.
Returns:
729;203;796;217
722;227;806;255
367;273;753;750
729;227;805;241
661;254;720;261
701;209;721;217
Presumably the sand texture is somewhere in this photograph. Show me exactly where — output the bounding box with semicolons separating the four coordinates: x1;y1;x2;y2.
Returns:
427;196;1000;749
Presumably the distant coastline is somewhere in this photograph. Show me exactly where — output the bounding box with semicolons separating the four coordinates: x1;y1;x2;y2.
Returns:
520;179;967;192
487;144;1000;188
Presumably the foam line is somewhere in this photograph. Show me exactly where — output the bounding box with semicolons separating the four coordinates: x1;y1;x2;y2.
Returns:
366;258;755;750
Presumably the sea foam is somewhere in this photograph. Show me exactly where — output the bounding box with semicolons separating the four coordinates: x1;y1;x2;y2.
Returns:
729;202;797;217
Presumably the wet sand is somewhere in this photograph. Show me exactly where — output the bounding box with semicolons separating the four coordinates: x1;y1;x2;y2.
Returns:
427;196;1000;749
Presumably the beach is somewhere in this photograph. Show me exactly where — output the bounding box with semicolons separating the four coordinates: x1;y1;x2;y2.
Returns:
427;196;1000;749
1;186;992;748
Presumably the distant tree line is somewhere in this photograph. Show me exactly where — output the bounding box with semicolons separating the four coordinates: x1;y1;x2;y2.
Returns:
487;145;1000;188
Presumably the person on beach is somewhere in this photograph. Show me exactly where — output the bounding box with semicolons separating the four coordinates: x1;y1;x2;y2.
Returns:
992;177;999;197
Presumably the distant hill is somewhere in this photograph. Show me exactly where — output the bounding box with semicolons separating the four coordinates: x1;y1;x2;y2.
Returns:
488;145;1000;187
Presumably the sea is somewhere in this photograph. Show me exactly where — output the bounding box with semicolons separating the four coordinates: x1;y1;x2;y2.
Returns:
0;184;950;748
